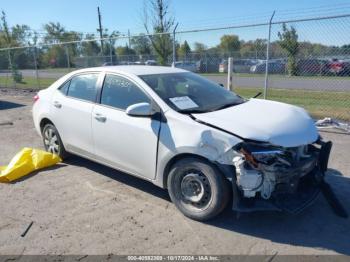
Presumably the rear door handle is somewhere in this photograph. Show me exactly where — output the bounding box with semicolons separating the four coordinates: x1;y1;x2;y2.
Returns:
53;101;62;108
94;113;106;122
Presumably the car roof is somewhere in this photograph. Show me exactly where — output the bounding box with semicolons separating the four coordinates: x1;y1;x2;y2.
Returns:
74;65;187;76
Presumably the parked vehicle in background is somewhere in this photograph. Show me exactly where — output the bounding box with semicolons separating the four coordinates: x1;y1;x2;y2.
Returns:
296;59;327;76
33;65;337;221
145;60;157;66
219;59;258;73
326;59;350;76
173;61;197;72
196;59;222;73
101;62;115;66
219;60;228;73
117;61;134;65
250;60;285;74
233;59;257;73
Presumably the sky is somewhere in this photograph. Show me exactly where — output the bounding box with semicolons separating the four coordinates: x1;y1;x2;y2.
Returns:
1;0;350;47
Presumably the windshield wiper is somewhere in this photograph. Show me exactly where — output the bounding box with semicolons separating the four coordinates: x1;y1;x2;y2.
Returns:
212;101;242;111
177;108;208;114
253;92;262;98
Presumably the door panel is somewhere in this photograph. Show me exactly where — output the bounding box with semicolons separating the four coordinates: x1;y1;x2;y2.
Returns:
50;73;99;157
92;105;160;179
92;74;160;179
52;93;95;156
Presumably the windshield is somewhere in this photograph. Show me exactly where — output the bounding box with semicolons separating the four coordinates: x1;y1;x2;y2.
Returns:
140;72;244;113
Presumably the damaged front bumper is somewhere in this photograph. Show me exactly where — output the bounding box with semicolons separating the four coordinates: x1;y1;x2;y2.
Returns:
232;141;332;214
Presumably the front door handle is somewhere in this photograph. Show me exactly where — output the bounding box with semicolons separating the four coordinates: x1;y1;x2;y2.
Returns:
94;113;106;122
53;101;62;108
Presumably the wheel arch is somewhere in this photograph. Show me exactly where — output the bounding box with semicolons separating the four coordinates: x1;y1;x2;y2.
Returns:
39;117;55;132
162;153;234;188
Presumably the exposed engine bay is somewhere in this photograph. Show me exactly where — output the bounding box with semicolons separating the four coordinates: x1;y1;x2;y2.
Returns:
226;139;347;218
233;142;319;200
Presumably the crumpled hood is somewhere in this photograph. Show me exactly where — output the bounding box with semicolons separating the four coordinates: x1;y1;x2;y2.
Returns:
192;98;318;147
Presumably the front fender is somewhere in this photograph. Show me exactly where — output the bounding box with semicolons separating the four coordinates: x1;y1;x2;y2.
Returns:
153;111;242;188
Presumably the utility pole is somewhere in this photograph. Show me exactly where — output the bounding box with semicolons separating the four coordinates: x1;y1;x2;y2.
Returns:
172;23;179;67
128;29;131;48
97;7;104;54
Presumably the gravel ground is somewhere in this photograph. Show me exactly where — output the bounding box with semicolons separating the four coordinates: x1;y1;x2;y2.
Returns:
0;91;349;255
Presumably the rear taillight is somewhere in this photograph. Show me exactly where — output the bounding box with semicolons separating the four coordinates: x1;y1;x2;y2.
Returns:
33;94;39;103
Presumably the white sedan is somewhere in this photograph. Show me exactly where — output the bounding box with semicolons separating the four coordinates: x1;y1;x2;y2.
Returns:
32;66;336;221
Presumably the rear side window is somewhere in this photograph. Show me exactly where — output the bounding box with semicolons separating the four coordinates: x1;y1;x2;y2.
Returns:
101;74;150;110
67;74;99;102
58;80;70;95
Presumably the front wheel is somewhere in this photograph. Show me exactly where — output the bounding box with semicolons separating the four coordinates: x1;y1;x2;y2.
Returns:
167;157;231;221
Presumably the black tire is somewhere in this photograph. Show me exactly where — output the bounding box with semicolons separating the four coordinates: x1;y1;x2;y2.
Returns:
167;157;231;221
42;124;69;159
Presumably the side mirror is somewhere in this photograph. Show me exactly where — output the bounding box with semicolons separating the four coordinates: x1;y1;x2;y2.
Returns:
126;102;155;117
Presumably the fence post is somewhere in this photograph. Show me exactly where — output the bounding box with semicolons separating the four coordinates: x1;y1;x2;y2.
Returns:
172;23;179;67
65;45;70;70
7;49;14;87
205;52;208;73
7;49;13;70
109;38;113;63
227;57;233;91
32;46;40;89
264;11;275;99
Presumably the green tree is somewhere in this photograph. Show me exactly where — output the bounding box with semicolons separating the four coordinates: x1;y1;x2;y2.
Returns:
131;34;152;56
278;23;299;76
178;40;191;59
218;34;240;54
116;45;136;56
102;29;119;57
0;11;24;82
43;22;66;44
42;22;83;67
79;34;101;67
81;34;100;56
240;39;266;59
193;42;207;54
143;0;174;65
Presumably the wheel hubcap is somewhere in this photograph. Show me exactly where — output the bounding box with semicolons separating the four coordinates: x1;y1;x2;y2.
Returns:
44;128;59;154
180;172;211;208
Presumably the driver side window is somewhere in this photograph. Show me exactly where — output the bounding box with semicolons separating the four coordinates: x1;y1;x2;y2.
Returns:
101;74;150;110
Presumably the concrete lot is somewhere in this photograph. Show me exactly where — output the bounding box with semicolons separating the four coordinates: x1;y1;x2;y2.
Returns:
0;91;350;255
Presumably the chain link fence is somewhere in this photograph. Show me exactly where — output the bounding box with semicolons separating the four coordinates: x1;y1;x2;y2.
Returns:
0;14;349;121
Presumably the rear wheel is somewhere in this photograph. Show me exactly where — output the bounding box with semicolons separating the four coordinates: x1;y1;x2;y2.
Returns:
42;124;69;159
167;157;230;221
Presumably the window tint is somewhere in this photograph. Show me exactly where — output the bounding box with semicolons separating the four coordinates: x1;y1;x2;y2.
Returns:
58;80;70;95
101;75;150;110
67;74;99;102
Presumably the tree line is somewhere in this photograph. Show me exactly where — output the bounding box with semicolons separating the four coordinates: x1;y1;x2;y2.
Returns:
1;0;350;81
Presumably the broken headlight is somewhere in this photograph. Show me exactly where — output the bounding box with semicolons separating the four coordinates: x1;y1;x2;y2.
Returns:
235;142;292;167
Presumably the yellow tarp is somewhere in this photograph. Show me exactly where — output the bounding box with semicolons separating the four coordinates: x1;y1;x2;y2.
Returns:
0;147;61;183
